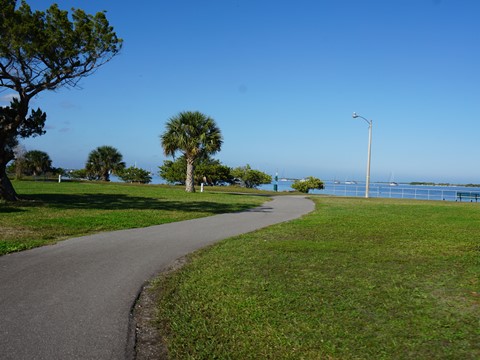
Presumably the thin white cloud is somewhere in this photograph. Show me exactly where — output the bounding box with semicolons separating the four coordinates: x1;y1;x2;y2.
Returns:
0;93;19;105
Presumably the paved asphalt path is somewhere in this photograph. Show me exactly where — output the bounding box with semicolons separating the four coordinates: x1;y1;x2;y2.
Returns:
0;196;314;360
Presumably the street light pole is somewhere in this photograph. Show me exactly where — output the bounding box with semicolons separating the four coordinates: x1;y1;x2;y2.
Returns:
352;112;372;198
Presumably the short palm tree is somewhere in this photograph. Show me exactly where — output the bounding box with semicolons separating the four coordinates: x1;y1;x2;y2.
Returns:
160;111;223;192
85;145;125;181
24;150;52;176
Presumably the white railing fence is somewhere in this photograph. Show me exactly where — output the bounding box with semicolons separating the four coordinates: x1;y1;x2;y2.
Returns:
316;185;470;202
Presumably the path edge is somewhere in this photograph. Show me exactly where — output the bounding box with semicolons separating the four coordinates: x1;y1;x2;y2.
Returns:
128;195;316;359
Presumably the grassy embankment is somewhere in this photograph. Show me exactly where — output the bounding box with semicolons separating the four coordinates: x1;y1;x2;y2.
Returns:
0;180;267;255
154;197;479;359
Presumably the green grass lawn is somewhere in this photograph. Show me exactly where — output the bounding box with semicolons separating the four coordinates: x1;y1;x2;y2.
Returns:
0;180;267;255
154;197;480;359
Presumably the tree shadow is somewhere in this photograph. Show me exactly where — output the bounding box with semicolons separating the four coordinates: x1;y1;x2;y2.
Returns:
17;193;260;214
0;206;25;213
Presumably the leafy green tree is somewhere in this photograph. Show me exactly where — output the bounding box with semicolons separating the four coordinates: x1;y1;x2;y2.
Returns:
160;111;223;192
85;146;125;181
24;150;52;176
0;0;122;201
291;176;324;193
159;158;187;185
117;166;152;184
196;158;233;186
231;164;272;188
69;169;88;180
159;155;232;186
51;167;65;176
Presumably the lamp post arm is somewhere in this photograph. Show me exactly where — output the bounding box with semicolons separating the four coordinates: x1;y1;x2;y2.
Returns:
355;114;371;126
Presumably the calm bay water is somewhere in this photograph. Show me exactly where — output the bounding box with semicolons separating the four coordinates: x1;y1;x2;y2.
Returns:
112;175;480;202
261;180;480;202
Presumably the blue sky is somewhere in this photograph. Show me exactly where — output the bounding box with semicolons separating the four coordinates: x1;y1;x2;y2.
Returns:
2;0;479;183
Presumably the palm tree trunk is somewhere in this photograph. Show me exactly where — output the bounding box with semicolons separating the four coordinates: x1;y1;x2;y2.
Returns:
185;157;195;193
102;170;110;182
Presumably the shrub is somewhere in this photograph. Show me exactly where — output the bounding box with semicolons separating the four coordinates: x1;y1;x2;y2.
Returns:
291;176;324;193
231;165;271;188
117;166;152;184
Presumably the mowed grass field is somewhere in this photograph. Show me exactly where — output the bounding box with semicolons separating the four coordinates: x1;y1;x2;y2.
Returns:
154;197;479;359
2;181;478;358
0;180;267;255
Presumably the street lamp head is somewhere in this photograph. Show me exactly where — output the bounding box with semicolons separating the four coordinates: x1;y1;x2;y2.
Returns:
352;112;371;125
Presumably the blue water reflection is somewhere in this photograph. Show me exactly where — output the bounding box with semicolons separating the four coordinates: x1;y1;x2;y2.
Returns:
260;180;480;202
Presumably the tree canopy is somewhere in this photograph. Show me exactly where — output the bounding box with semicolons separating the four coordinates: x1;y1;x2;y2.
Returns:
23;150;52;176
159;155;233;186
0;0;122;200
85;145;125;182
117;166;152;184
291;176;324;193
0;0;122;99
231;165;272;189
160;111;223;192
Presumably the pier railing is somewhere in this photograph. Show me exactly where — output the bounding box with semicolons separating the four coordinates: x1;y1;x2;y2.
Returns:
318;185;458;201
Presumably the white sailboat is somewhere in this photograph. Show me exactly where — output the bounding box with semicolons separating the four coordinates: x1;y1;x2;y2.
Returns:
389;172;398;186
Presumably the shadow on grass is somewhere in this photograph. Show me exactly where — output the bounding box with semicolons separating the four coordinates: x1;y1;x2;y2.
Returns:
0;206;25;213
16;193;261;214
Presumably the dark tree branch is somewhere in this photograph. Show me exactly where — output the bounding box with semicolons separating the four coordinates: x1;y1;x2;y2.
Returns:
0;0;122;200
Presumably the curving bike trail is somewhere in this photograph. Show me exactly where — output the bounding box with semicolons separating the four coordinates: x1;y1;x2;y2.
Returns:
0;196;314;359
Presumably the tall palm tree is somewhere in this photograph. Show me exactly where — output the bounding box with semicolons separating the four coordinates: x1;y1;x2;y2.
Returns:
160;111;223;192
85;145;125;181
